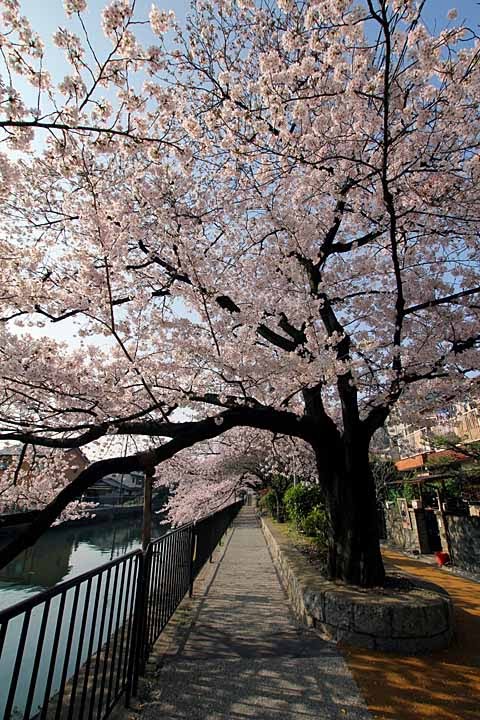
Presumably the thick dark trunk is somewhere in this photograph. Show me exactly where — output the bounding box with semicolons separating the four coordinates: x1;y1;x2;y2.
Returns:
315;435;385;588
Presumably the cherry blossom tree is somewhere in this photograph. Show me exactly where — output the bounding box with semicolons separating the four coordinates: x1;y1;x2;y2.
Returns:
0;0;479;586
0;445;95;520
160;431;317;524
157;428;268;524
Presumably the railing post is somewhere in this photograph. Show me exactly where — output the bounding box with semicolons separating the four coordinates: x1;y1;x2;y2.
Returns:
125;552;145;705
140;544;153;675
142;470;154;551
189;523;197;598
126;541;153;704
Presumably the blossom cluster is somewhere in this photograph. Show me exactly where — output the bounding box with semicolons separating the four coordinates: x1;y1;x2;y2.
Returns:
0;0;478;524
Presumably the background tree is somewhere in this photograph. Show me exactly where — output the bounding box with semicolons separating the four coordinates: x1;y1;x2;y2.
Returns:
370;455;403;500
156;428;268;524
0;0;479;587
425;435;480;503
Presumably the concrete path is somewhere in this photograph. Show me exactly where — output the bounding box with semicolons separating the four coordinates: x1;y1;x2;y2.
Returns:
143;508;371;720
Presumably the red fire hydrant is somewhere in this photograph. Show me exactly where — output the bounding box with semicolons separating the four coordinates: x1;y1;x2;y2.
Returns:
435;551;450;567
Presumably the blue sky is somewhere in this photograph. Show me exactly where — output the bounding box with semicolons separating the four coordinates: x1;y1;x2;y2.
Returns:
422;0;479;28
15;0;479;98
19;1;480;47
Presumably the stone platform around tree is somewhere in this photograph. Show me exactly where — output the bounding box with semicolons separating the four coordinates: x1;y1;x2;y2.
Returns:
261;517;454;654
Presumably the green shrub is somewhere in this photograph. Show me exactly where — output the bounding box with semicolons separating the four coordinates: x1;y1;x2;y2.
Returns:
284;483;324;529
258;491;273;514
302;505;327;538
258;489;286;521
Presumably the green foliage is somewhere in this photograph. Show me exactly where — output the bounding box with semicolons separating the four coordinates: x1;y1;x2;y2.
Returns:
258;487;288;521
302;506;328;542
438;477;463;498
258;490;276;515
261;479;328;544
460;461;480;483
268;473;292;495
385;481;418;502
370;455;421;503
284;483;324;529
425;436;480;496
267;473;292;521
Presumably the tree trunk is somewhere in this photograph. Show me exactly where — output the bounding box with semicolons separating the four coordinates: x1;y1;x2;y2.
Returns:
275;492;281;522
315;436;385;588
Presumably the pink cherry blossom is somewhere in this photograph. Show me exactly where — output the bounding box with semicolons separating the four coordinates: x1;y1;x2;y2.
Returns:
0;0;478;588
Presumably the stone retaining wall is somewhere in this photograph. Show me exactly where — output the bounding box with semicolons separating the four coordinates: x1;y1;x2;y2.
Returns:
447;515;480;574
385;506;430;553
261;516;454;654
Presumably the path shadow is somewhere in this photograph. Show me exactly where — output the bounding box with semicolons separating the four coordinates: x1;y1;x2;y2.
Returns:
144;510;370;719
148;653;371;720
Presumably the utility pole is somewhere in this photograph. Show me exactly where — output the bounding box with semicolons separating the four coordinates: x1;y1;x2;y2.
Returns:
142;467;154;551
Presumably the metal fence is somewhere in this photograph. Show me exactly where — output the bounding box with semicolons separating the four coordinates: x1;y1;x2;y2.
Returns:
0;501;242;720
135;500;243;678
137;523;193;677
191;502;242;580
0;551;141;720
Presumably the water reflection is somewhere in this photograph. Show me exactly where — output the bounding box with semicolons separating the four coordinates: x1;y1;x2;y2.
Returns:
0;514;166;609
0;515;168;720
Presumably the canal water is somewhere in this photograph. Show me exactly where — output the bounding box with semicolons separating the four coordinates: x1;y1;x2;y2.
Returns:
0;514;167;610
0;515;167;719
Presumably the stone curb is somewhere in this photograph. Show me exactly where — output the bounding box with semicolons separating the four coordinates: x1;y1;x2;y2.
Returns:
261;516;454;654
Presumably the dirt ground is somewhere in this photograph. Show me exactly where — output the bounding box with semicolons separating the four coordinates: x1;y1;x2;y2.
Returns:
341;549;480;720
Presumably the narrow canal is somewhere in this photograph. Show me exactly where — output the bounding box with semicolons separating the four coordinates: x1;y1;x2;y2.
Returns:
0;514;167;719
0;514;166;610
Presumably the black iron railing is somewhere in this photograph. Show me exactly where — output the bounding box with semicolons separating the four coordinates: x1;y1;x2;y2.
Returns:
0;500;242;720
0;550;141;720
136;523;193;678
191;501;242;581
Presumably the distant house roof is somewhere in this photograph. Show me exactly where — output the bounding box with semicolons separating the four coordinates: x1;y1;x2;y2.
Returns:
92;477;124;490
0;445;22;457
0;444;89;479
395;447;471;472
88;474;142;494
101;471;143;488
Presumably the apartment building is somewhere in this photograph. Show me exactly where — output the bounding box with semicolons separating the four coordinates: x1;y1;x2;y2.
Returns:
384;401;480;471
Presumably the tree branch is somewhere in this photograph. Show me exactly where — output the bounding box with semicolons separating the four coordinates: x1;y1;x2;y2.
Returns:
0;405;312;570
404;286;480;315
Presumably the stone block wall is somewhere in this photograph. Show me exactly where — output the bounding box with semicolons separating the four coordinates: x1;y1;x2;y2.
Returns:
385;507;430;553
261;517;454;654
385;504;480;574
446;515;480;574
436;510;449;553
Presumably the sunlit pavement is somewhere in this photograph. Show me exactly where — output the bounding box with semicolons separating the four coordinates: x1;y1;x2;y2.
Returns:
142;507;372;719
342;548;480;720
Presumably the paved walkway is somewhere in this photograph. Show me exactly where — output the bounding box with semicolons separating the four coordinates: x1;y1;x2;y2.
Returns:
143;508;371;720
